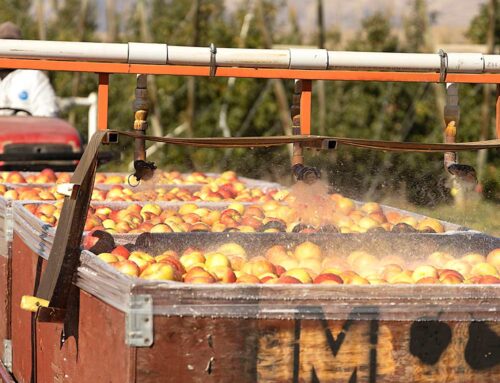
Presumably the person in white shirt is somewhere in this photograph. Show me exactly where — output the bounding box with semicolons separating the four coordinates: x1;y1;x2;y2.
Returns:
0;22;59;117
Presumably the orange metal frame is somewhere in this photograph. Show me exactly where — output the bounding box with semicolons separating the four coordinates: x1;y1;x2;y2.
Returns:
1;57;499;137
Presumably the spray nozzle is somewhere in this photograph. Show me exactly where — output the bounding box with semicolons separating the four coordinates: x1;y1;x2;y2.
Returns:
128;160;157;186
446;163;478;185
292;163;321;185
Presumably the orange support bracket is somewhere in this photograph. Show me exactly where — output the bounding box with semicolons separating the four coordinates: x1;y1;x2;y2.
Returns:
97;73;109;131
300;80;312;135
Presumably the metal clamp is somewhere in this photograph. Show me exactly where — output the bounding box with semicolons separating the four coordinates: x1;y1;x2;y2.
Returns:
126;294;153;347
439;49;448;83
209;43;217;77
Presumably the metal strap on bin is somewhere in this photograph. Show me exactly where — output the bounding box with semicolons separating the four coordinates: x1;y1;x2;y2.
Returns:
114;130;500;152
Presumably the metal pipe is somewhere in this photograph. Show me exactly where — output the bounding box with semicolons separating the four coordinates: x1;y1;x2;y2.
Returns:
0;39;128;62
4;39;500;73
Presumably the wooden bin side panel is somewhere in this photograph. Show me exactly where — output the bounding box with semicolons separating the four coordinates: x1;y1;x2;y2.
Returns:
10;233;42;383
36;291;134;383
136;316;259;383
0;254;10;362
256;318;500;383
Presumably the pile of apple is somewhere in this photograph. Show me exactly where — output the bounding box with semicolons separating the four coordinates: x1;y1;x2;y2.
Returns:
0;169;263;186
0;182;285;203
95;241;500;285
24;198;448;235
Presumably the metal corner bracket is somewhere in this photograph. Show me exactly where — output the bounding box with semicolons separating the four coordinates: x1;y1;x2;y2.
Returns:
2;340;12;372
125;294;153;347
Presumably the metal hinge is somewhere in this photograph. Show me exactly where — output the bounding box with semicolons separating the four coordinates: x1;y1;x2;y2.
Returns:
3;339;12;372
4;206;13;242
125;294;153;347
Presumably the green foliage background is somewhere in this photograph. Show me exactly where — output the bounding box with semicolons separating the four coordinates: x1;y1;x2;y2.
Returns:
0;0;498;207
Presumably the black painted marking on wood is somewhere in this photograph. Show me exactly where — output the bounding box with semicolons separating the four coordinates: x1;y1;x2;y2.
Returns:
369;311;379;383
409;321;452;365
311;366;320;383
321;319;347;357
293;318;301;383
465;321;500;370
348;367;357;383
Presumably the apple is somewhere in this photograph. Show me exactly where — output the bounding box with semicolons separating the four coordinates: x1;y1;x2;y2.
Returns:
180;251;206;270
205;252;231;270
111;260;139;276
350;253;379;275
236;274;261;284
360;202;382;214
115;221;133;233
438;269;464;284
6;171;26;183
184;267;217;284
470;262;498;277
276;275;302;284
282;268;313;284
443;259;471;277
336;197;355;214
294;241;322;261
412;265;438;282
487;248;500;270
428;252;455;268
151;223;174;233
36;204;57;217
469;275;500;284
387;270;414;284
242;259;276;277
227;202;245;215
417;218;444;233
129;251;156;272
298;258;322;275
461;253;487;266
313;273;343;284
219;209;242;227
111;245;130;259
178;203;199;215
156;256;185;275
210;266;237;283
415;277;440;284
97;253;120;263
140;263;178;281
216;243;247;259
102;219;116;230
398;216;418;228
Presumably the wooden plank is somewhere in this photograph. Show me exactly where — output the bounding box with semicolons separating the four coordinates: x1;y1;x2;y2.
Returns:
255;317;500;382
11;233;43;383
0;255;10;362
36;291;134;383
136;317;259;383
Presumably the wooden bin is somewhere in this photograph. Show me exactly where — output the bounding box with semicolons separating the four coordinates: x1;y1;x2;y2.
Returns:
10;229;500;383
